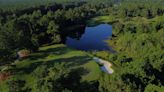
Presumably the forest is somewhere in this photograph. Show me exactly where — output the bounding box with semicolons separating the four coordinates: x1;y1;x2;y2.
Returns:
0;0;164;92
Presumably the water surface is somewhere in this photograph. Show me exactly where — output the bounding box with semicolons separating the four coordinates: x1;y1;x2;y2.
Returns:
66;24;112;51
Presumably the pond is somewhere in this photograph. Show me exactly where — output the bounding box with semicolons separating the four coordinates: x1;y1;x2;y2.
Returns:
65;24;113;51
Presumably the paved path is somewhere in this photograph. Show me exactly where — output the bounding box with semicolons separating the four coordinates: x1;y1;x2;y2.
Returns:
93;57;114;74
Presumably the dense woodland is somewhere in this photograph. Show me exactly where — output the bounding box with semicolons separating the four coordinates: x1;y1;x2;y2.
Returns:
0;0;113;64
0;0;164;92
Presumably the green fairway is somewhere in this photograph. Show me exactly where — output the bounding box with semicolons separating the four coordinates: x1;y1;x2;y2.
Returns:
87;16;116;26
0;44;101;91
0;0;163;91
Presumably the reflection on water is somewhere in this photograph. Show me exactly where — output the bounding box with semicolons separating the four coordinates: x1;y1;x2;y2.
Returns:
64;24;113;51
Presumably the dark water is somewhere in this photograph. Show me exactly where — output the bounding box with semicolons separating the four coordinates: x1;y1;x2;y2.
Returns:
65;24;113;51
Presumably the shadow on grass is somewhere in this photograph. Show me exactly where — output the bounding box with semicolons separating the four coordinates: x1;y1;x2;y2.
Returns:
45;56;92;68
14;55;92;74
9;54;100;92
10;67;99;92
53;67;99;92
28;46;74;61
39;46;73;55
14;61;41;74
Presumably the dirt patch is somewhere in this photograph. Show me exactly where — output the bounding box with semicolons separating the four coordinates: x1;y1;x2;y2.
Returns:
0;72;12;83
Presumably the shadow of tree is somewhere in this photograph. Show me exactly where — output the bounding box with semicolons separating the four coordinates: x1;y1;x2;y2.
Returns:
15;67;99;92
28;54;49;60
45;56;92;68
7;79;26;92
121;62;164;92
14;61;41;74
14;56;92;75
53;67;99;92
9;55;99;92
121;74;145;91
39;46;74;55
28;46;75;61
144;62;164;85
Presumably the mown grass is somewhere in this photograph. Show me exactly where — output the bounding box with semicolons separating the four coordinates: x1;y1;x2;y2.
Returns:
0;44;101;91
87;15;164;27
87;16;116;26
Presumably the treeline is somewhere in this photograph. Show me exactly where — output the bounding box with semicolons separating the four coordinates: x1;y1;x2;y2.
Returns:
0;0;83;11
0;1;86;22
0;1;112;64
95;1;164;92
99;0;164;18
99;18;164;92
0;0;164;92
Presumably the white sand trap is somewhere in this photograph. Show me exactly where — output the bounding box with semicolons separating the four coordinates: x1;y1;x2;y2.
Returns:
93;57;114;74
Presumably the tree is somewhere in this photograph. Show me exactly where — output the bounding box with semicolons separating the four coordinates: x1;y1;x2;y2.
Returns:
7;79;25;92
144;84;164;92
47;21;59;35
113;22;124;35
124;23;136;33
47;21;61;43
32;10;42;19
0;49;13;65
0;19;38;63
